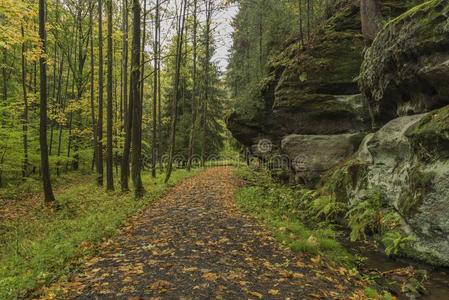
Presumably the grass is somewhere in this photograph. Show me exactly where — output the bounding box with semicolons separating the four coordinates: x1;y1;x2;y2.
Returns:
0;168;200;299
234;166;353;265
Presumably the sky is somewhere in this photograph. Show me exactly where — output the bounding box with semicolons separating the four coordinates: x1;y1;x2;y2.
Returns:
211;4;238;72
154;0;238;73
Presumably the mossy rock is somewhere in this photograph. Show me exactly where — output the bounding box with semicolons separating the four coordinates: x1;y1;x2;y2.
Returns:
227;0;369;147
397;167;435;218
320;159;370;202
405;104;449;161
274;32;364;109
360;0;449;126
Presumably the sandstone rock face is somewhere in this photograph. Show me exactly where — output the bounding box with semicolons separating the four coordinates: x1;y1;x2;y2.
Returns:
360;0;449;126
226;0;370;150
343;108;449;266
282;133;365;186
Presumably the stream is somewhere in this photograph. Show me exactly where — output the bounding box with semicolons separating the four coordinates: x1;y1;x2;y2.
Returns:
343;239;449;299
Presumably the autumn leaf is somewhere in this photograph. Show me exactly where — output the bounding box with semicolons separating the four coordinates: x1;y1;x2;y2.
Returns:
268;289;280;296
249;291;263;299
202;272;219;281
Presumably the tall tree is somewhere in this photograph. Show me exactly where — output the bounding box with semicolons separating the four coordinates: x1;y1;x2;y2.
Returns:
97;0;104;186
186;0;198;172
151;0;160;178
122;0;129;132
201;0;212;167
106;0;114;191
140;0;147;109
21;25;29;178
298;0;304;47
121;0;131;192
1;49;7;103
165;0;187;183
39;0;56;203
89;0;98;175
130;0;144;196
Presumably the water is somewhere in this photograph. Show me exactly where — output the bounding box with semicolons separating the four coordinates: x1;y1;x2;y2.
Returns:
342;238;449;299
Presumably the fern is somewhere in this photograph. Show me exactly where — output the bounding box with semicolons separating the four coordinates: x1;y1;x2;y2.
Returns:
382;231;415;256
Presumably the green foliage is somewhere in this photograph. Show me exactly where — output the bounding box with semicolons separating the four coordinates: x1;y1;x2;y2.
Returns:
0;169;199;299
308;195;347;221
235;166;353;265
364;287;395;300
345;191;382;241
382;231;416;256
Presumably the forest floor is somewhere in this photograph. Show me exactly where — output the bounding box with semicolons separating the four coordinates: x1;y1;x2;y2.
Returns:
42;167;368;299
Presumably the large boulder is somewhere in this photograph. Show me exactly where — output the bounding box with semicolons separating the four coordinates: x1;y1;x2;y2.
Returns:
335;106;449;266
282;133;365;186
360;0;449;126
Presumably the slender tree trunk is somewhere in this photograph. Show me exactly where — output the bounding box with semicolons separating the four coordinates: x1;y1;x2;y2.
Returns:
106;0;114;191
140;0;147;111
187;0;198;172
39;0;56;203
57;64;71;160
97;0;104;186
89;0;98;173
121;0;131;192
157;26;162;171
151;0;160;177
258;1;263;77
131;0;144;196
2;48;7;102
298;0;304;47
165;0;187;183
21;26;29;178
307;0;311;41
201;0;212;167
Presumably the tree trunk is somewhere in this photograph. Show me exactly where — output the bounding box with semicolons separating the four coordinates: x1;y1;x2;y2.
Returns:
2;48;7;102
21;26;29;178
89;0;98;174
39;0;56;203
106;0;114;191
97;0;104;186
298;0;304;47
157;25;162;171
165;0;187;183
151;0;160;177
307;0;311;41
187;0;198;172
131;0;144;196
360;0;382;44
140;0;147;112
121;0;131;192
201;0;212;168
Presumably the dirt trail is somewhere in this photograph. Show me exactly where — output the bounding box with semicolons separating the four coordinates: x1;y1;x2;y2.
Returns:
45;167;365;299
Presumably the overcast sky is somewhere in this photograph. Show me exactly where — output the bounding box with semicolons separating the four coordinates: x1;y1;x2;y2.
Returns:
212;4;238;72
153;0;238;73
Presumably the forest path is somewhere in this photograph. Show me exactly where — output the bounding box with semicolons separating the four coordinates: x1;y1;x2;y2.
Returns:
47;167;364;299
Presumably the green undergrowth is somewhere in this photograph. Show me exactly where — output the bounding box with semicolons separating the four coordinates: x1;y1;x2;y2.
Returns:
234;166;353;265
0;168;200;299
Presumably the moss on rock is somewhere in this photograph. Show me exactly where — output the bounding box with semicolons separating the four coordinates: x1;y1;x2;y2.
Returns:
406;105;449;161
360;0;449;126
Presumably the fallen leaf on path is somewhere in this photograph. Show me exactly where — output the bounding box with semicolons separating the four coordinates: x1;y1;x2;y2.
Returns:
202;272;219;281
268;289;280;295
149;280;173;291
249;291;263;298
